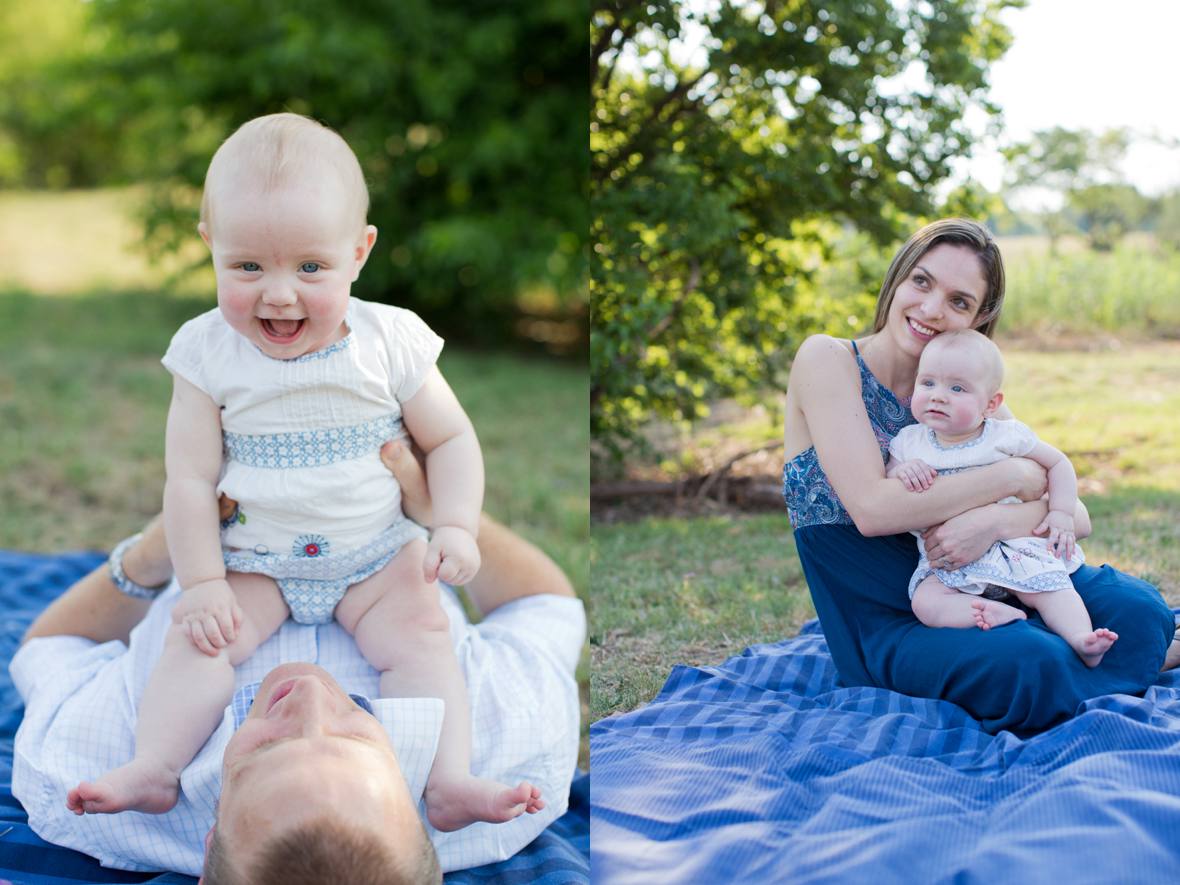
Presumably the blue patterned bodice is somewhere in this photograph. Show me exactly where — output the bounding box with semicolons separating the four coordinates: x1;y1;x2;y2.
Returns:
783;340;916;528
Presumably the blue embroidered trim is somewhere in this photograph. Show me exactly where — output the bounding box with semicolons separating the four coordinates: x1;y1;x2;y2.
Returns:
784;341;916;529
224;415;404;469
925;418;992;452
224;518;427;580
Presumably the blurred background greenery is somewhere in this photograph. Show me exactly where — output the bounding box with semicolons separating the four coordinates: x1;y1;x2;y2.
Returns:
0;0;587;349
590;0;1180;466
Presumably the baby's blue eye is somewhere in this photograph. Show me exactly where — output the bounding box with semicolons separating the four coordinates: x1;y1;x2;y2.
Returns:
300;262;320;273
951;385;964;393
241;262;261;272
920;379;934;387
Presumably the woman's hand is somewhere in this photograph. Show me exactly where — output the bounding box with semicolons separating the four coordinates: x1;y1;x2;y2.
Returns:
1009;457;1049;502
922;505;1000;571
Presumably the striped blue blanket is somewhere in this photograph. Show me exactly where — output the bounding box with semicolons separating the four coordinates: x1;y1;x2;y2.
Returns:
591;618;1180;883
0;551;588;885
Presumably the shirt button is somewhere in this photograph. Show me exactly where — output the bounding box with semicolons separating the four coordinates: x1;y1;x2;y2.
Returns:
254;544;270;556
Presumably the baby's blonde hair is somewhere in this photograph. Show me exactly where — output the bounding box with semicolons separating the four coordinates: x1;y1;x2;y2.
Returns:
200;113;369;236
921;328;1005;395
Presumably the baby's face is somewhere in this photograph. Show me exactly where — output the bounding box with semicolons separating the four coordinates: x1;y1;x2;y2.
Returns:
911;342;997;439
202;180;374;359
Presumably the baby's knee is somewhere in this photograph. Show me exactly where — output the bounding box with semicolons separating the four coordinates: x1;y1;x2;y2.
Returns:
911;578;949;622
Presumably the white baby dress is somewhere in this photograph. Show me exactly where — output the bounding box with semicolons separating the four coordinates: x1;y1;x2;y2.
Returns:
161;298;441;619
889;418;1084;600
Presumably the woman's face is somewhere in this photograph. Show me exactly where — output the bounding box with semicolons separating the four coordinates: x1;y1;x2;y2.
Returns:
883;243;988;361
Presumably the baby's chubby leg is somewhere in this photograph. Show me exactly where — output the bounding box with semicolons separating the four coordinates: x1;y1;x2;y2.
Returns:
67;573;289;815
335;538;543;832
911;574;1026;630
1013;586;1118;668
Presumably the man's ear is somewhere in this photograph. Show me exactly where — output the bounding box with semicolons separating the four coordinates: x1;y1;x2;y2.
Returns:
984;390;1004;417
352;225;378;280
198;222;212;249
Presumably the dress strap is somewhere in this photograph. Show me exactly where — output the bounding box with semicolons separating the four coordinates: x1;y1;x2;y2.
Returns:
850;338;860;357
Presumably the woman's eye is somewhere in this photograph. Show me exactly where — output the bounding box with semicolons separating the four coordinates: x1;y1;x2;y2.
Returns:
300;262;321;273
952;298;968;310
913;274;928;287
240;262;261;272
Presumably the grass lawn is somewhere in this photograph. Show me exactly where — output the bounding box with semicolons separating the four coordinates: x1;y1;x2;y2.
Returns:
590;342;1180;723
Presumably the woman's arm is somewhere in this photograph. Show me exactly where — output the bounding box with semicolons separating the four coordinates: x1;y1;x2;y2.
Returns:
923;497;1092;568
791;336;1046;536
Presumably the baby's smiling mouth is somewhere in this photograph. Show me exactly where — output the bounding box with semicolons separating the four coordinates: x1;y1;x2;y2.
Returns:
260;318;305;340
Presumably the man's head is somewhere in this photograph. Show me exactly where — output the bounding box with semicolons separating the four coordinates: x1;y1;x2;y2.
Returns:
198;113;378;360
200;663;441;885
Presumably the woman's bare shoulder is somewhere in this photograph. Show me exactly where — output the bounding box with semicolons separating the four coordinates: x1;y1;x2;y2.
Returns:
791;334;857;378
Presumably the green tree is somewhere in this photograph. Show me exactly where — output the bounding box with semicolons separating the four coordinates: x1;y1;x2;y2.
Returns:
591;0;1017;459
1003;127;1142;252
3;0;586;345
1067;183;1149;251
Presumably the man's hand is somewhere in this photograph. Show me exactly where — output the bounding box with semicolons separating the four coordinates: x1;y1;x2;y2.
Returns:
424;526;481;585
171;579;242;655
1034;509;1076;560
888;458;938;492
381;440;433;525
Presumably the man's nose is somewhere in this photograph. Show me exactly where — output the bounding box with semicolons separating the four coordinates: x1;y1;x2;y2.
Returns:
279;677;337;732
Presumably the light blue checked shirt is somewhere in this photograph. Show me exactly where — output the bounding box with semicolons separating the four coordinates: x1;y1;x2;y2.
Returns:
11;582;584;876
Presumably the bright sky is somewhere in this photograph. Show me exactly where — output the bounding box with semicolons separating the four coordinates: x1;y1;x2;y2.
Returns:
959;0;1180;202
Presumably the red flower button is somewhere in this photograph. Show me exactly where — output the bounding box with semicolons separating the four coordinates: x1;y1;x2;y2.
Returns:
304;543;320;557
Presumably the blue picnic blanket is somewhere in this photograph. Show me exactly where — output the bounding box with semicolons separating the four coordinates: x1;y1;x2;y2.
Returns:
591;618;1180;884
0;550;589;885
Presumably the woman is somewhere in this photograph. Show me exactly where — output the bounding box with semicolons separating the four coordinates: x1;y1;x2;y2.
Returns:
783;217;1178;735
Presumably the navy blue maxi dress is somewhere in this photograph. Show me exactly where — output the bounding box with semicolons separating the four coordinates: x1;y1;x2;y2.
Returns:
784;341;1174;736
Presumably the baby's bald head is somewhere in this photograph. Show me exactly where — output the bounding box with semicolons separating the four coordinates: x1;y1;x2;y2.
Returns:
920;328;1006;396
200;113;369;240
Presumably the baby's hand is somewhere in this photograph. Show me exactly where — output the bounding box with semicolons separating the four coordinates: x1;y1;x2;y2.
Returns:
1034;509;1076;560
423;525;481;586
171;579;242;656
889;458;938;492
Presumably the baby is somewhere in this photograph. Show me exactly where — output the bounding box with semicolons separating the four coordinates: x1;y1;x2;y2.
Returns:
886;329;1118;668
68;113;541;830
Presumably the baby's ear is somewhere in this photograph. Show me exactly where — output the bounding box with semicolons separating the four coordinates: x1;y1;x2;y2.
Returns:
984;390;1004;417
198;222;212;248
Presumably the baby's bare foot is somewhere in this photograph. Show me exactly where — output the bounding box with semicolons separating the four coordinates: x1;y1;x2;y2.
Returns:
66;759;179;815
971;599;1027;631
1072;627;1118;668
425;776;544;832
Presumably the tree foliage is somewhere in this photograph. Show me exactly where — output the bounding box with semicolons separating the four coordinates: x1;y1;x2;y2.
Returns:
1;0;586;345
591;0;1017;459
1004;127;1148;251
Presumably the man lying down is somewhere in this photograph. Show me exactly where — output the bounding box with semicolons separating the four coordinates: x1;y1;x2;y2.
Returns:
11;445;584;884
